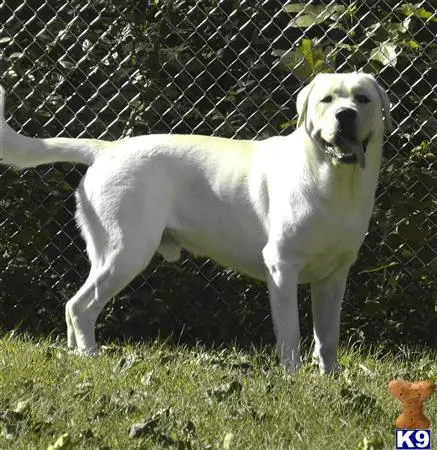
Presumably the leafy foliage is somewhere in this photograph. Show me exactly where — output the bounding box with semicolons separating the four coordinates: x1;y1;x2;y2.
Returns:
0;0;435;348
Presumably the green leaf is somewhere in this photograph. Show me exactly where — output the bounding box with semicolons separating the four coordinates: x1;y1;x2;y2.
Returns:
358;262;399;274
269;40;331;81
336;43;359;52
283;4;306;13
289;14;319;28
347;2;358;17
207;380;242;401
129;407;171;439
59;60;75;70
301;38;313;67
9;52;24;59
279;119;297;130
140;370;155;386
47;433;71;450
397;4;437;22
13;399;31;415
404;40;420;49
398;4;415;16
273;49;303;72
356;435;385;450
82;39;92;52
370;43;398;67
287;4;346;28
223;432;234;450
271;49;286;57
415;7;437;21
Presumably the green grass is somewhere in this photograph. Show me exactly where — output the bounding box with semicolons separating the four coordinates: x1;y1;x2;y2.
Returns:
0;336;436;449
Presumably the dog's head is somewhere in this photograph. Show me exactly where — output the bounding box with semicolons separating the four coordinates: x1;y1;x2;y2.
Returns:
296;73;392;168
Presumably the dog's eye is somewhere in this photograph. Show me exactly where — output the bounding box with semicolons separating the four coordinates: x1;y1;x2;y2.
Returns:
320;95;333;103
356;94;371;103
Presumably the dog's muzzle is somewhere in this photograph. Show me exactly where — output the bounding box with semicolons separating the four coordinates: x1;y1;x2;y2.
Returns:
320;135;370;169
319;107;369;169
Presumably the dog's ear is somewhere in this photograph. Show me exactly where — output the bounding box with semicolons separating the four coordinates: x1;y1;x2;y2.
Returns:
366;74;393;133
378;85;393;134
296;79;315;128
0;85;6;122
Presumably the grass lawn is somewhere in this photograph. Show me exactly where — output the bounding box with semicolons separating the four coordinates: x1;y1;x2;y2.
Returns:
0;336;435;449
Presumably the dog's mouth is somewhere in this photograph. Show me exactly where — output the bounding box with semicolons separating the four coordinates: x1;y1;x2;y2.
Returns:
320;135;370;169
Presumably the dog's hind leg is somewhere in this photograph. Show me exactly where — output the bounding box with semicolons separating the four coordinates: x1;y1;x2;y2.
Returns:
66;176;170;354
66;245;157;354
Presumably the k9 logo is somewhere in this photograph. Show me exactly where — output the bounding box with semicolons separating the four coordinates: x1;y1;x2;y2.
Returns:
395;430;431;449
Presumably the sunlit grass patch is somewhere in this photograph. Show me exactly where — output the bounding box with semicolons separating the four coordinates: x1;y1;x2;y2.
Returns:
0;336;435;449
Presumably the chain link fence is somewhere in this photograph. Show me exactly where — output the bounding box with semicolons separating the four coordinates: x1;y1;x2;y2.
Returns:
0;1;435;346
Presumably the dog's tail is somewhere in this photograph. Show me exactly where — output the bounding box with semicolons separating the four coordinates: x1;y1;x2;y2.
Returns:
0;86;106;168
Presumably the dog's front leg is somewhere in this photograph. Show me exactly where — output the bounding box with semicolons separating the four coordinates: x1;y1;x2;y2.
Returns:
263;245;301;371
311;268;349;374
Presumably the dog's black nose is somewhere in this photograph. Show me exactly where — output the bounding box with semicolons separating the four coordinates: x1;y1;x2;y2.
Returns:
335;108;357;124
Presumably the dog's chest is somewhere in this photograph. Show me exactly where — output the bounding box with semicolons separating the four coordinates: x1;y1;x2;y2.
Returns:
296;211;368;282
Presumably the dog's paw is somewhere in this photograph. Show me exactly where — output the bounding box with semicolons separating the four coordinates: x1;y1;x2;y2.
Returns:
69;346;99;357
312;352;341;375
280;357;302;374
319;362;342;375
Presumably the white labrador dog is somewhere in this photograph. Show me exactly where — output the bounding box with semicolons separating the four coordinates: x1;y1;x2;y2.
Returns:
0;72;391;372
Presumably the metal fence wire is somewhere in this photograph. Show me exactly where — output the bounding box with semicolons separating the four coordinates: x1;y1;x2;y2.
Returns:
0;1;435;343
